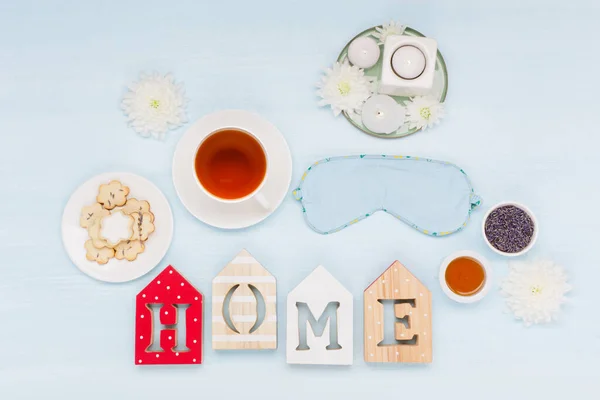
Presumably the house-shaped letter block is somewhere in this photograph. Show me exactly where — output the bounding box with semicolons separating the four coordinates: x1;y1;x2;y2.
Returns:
135;265;203;365
364;261;432;363
212;249;277;350
287;266;353;365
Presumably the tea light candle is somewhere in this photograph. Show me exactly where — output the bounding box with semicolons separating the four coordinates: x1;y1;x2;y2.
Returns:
347;36;380;69
361;94;404;134
391;45;426;80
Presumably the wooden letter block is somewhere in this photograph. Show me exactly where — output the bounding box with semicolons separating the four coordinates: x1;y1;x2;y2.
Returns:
286;266;353;365
212;249;277;350
364;261;432;363
160;328;177;351
160;304;177;326
394;303;417;342
135;265;203;365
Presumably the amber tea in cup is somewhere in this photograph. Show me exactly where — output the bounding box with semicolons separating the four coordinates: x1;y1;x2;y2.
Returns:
194;129;267;201
444;256;486;296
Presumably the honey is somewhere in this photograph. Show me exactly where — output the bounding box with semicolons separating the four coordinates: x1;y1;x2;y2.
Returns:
444;257;486;296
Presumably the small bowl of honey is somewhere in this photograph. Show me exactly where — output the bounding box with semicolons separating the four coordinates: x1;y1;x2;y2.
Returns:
439;251;492;303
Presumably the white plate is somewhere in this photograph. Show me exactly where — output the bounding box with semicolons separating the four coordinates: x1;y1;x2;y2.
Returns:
173;110;292;229
62;172;173;283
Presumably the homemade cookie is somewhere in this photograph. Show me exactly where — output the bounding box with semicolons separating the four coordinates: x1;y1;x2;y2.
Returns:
81;180;155;265
97;180;130;210
88;217;110;249
100;211;135;247
85;240;115;265
121;198;154;222
80;203;110;228
114;240;145;261
130;212;156;241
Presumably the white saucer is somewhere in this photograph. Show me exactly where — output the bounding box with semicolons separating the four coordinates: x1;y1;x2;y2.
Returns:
62;172;174;283
173;110;292;229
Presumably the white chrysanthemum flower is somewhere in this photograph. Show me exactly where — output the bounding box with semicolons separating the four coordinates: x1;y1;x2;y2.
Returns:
121;72;188;140
501;260;571;326
316;61;373;116
371;21;407;45
405;95;445;130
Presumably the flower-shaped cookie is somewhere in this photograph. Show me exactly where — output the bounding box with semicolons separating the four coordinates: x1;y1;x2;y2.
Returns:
88;221;109;249
80;203;110;228
100;211;134;247
85;240;115;264
130;212;155;241
114;240;145;261
97;180;130;210
80;180;155;265
122;198;154;222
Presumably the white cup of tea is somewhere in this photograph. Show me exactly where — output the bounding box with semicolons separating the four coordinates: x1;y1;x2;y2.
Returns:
193;127;271;209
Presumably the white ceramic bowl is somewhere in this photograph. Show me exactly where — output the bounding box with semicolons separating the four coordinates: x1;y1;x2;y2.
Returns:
482;201;538;257
439;250;492;304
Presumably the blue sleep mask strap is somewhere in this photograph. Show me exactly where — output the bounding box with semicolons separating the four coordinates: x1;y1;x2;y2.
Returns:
292;187;303;201
470;194;482;211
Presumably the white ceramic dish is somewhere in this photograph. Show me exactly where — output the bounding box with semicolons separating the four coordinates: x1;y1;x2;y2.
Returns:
482;201;538;257
172;110;292;229
62;172;173;283
439;250;492;304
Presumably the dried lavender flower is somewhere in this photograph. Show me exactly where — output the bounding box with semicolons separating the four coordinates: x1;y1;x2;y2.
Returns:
484;205;534;253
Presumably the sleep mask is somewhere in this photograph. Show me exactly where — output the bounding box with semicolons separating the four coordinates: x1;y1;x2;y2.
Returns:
293;155;482;236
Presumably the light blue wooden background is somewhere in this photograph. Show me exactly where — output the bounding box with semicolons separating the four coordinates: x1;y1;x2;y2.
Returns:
0;0;597;398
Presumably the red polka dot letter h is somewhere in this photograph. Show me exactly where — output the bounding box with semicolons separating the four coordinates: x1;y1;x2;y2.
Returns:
135;265;203;365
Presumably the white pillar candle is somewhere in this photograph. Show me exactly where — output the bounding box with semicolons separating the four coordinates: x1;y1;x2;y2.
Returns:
348;36;380;69
391;45;426;80
361;94;404;134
